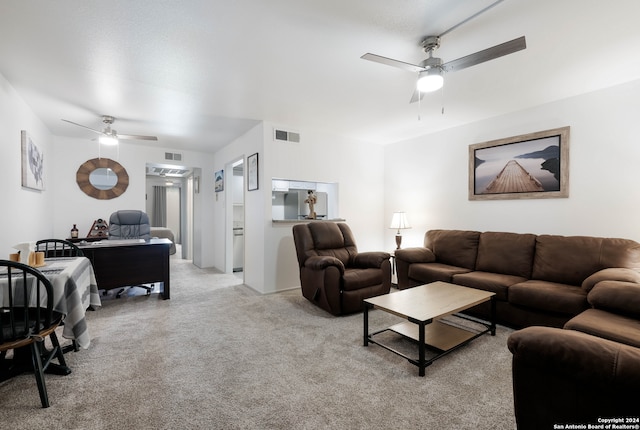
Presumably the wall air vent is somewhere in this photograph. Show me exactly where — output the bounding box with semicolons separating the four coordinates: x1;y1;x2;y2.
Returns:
274;128;300;143
165;152;183;161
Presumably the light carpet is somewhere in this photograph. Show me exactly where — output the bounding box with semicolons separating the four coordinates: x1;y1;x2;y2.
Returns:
0;257;516;429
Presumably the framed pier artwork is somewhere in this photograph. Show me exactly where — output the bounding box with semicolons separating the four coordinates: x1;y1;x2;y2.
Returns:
469;126;570;201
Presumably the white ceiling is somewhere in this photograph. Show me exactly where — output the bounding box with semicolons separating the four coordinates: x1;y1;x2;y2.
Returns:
1;0;640;153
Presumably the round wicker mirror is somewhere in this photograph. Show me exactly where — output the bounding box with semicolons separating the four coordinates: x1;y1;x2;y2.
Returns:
76;158;129;200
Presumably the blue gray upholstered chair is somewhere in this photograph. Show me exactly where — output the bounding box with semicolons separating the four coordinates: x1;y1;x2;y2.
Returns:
108;210;151;240
108;210;153;296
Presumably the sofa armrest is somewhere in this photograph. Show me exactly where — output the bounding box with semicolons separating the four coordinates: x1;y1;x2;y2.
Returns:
581;267;640;292
304;255;345;275
588;280;640;318
508;326;640;429
394;247;436;264
353;251;390;269
393;247;436;289
508;326;640;387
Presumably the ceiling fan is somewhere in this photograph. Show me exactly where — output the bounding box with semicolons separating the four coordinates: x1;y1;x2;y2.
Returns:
361;0;526;103
61;115;158;145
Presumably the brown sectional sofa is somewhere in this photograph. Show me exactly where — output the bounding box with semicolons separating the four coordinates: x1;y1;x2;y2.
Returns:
395;229;640;427
508;277;640;427
394;229;640;328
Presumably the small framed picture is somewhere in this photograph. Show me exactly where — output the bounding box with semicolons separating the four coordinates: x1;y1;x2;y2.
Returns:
215;170;224;192
248;153;259;191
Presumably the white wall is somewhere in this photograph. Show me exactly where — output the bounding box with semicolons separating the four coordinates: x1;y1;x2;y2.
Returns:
211;122;386;294
210;123;264;287
263;124;386;294
49;136;215;260
0;73;53;254
384;78;640;250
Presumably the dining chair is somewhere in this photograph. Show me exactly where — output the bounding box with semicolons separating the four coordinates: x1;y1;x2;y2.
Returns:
35;238;84;258
36;239;85;352
0;260;68;408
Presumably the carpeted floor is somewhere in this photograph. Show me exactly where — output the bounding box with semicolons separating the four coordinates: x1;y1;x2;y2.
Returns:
0;257;516;429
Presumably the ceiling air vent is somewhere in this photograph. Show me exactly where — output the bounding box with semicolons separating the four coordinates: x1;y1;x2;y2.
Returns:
274;128;300;143
165;152;183;161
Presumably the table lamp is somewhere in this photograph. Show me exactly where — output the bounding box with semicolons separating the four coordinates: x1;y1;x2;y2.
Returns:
390;212;411;249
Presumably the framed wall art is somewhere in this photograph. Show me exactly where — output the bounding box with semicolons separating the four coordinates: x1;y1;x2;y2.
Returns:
215;169;224;192
247;153;259;191
469;126;570;201
21;130;45;191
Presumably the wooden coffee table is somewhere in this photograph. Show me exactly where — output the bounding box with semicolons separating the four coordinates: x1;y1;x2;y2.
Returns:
363;281;496;376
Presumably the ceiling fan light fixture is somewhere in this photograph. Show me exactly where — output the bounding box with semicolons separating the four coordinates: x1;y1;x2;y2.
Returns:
417;68;444;93
98;135;118;146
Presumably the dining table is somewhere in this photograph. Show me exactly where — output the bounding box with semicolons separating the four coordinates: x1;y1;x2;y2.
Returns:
0;256;101;378
35;256;102;349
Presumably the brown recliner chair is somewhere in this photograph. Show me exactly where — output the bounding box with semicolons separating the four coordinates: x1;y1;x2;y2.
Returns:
292;222;391;316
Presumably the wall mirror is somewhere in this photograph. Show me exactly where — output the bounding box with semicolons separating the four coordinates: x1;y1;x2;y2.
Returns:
76;158;129;199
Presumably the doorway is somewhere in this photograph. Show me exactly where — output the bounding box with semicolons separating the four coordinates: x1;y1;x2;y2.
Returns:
145;162;194;260
226;158;244;276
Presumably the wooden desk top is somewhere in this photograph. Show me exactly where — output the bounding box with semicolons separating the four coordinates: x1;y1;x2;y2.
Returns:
364;281;495;322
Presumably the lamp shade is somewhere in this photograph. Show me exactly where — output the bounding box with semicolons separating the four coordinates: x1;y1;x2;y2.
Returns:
390;212;411;231
417;68;443;93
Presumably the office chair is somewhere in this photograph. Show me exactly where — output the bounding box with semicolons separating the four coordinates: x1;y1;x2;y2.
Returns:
108;210;154;297
0;260;68;408
108;210;151;240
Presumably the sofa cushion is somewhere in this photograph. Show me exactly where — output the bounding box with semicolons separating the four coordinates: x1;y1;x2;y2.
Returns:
581;268;640;292
509;280;589;316
475;232;536;278
408;262;470;284
564;308;640;348
425;230;480;270
453;271;527;301
532;235;640;285
587;281;640;318
307;222;357;266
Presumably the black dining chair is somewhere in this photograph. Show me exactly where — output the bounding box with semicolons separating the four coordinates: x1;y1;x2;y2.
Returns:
36;239;86;352
35;238;84;258
0;260;68;408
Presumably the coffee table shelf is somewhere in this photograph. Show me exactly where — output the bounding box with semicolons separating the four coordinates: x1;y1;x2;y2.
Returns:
389;320;479;351
364;281;496;376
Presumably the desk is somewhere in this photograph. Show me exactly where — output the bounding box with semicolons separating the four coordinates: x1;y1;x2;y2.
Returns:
0;257;100;350
78;238;172;299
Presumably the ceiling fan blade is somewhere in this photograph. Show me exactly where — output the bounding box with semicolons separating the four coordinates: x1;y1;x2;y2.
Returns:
117;134;158;141
442;36;526;73
361;53;425;73
61;119;105;135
